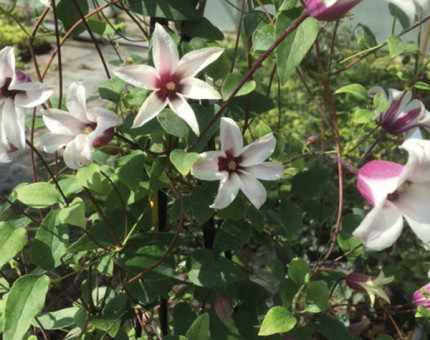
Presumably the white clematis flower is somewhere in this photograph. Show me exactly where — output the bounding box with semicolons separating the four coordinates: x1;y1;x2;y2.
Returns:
353;138;430;251
0;46;52;160
191;117;284;210
113;23;223;135
40;81;121;169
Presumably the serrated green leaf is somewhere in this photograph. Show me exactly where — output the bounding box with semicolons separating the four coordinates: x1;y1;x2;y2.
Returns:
0;222;27;268
258;306;297;336
335;84;368;101
14;182;61;208
170;149;199;176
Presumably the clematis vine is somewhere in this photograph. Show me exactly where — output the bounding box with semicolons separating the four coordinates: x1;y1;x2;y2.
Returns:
368;87;430;138
413;283;430;311
346;272;394;307
191;117;283;210
40;81;121;169
304;0;427;22
114;23;223;135
0;46;52;160
353;138;430;251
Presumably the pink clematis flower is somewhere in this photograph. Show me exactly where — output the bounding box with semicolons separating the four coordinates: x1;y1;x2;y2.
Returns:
304;0;425;22
114;23;223;135
346;272;394;306
191;117;283;210
40;81;121;169
413;283;430;310
0;46;52;160
353;138;430;251
369;87;430;137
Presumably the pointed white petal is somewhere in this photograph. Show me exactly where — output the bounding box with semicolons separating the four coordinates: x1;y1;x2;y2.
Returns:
2;98;26;149
191;150;226;181
113;65;159;90
353;200;404;251
87;107;121;128
132;91;167;128
43;109;86;136
238;171;267;209
240;133;276;167
383;0;416;23
357;160;403;206
13;83;53;108
152;23;179;74
367;86;386;99
210;173;241;210
0;46;15;81
40;133;74;153
175;47;223;79
168;94;199;135
400;138;430;184
63;134;92;169
220;117;243;157
395;183;430;248
180;77;221;100
244;162;284;180
65;81;89;122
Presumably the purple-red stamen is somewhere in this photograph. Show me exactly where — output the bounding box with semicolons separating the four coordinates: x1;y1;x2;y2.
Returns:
218;151;242;174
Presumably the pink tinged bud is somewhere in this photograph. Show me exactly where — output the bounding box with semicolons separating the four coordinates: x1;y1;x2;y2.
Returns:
357;160;403;206
307;135;319;144
304;0;363;21
214;294;232;328
348;320;371;335
92;127;115;148
346;273;372;293
413;283;430;310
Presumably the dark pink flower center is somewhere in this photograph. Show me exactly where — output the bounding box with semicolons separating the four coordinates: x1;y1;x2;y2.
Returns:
83;122;114;148
155;73;182;100
0;72;30;100
218;151;242;174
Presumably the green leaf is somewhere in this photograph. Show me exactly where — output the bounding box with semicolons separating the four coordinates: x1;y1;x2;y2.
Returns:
221;73;256;99
373;92;390;112
288;258;310;285
182;17;224;41
353;109;377;124
356;24;378;48
158;109;190;137
388;3;410;28
386;35;419;58
14;182;61;208
117;150;146;189
59;197;85;228
279;200;302;239
258;306;297;336
0;222;27;268
334;84;368;101
87;17;106;35
276;11;319;83
98;77;125;103
56;0;89;38
187;249;245;287
35;307;78;330
76;163;111;194
4;275;50;340
30;210;69;271
252;24;275;52
305;281;329;313
314;314;355;340
185;313;210;340
266;259;286;280
414;81;430;91
173;302;197;336
244;11;269;37
190;188;214;224
127;0;201;20
291;168;329;199
170;149;199;176
213;221;251;251
278;0;298;11
165;336;189;340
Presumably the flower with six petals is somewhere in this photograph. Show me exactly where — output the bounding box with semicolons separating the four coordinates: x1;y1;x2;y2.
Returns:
40;81;121;169
114;23;223;135
191;117;283;210
353;138;430;251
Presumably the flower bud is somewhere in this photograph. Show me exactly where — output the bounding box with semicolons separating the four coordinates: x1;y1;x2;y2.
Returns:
347;319;371;335
304;0;363;21
214;292;232;328
413;283;430;310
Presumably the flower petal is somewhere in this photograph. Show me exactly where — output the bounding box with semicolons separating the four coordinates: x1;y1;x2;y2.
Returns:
113;64;158;90
238;171;267;209
40;133;74;153
65;81;89;122
0;46;15;82
1;98;26;149
220;117;243;157
175;47;223;79
43;109;86;136
12;82;53;108
395;183;430;248
367;86;386;98
63;134;92;169
352;200;404;251
357;160;403;206
210;173;241;210
132;91;167;128
180;77;221;100
168;94;199;135
240;133;276;167
152;23;179;75
400;138;430;184
191;150;226;181
244;162;284;180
